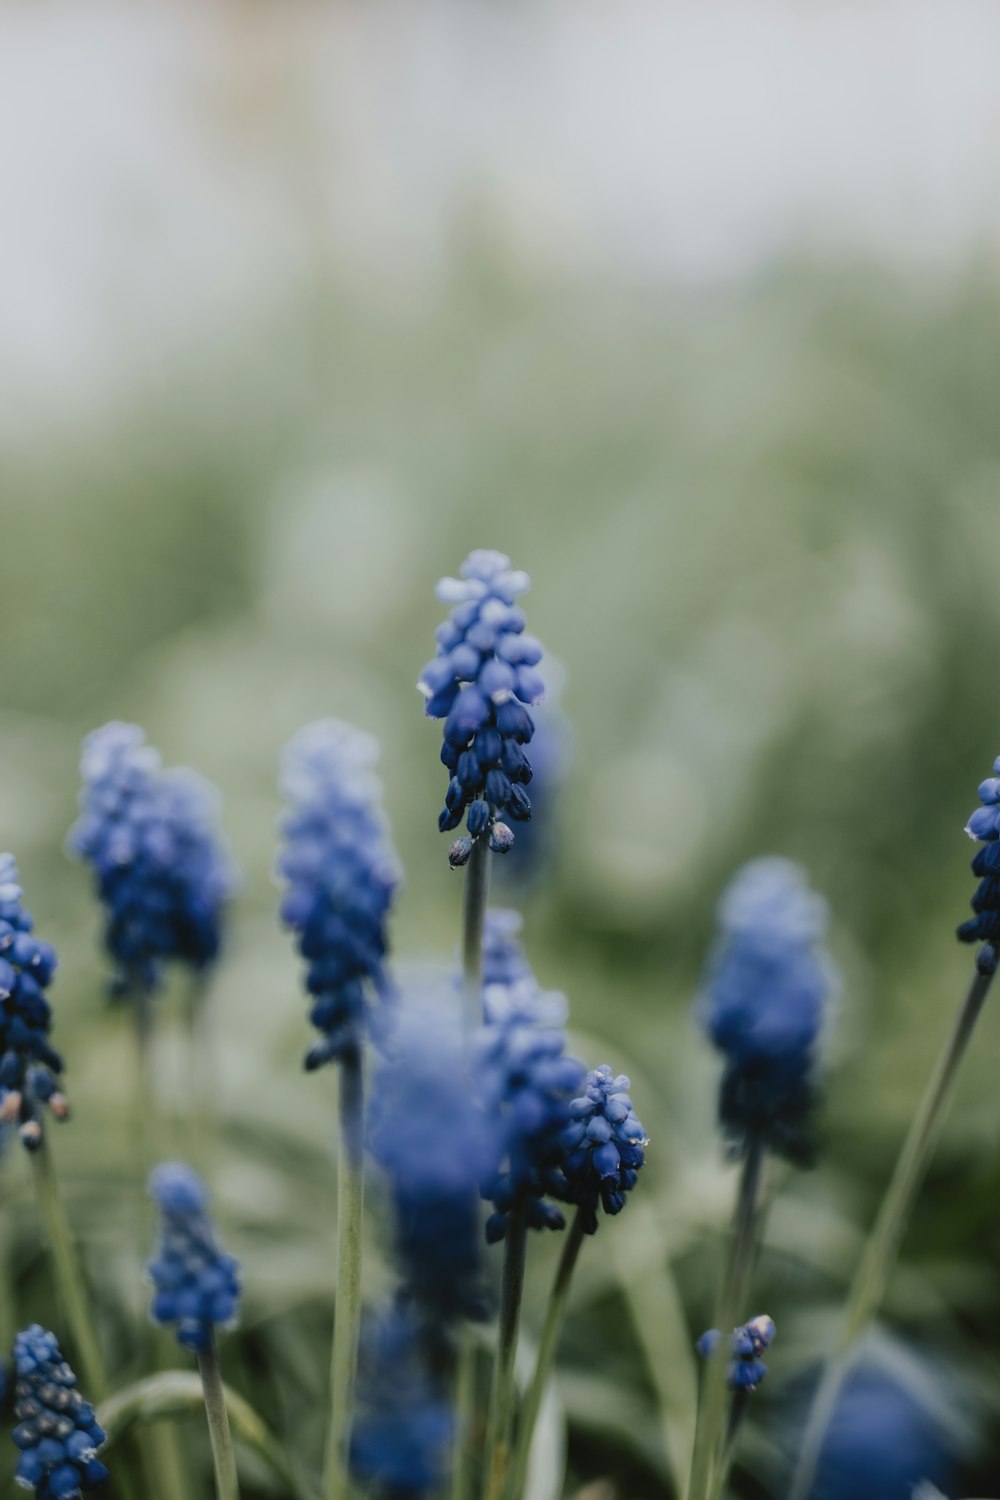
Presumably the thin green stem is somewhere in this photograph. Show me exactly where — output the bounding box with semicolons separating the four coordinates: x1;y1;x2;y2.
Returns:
197;1336;241;1500
687;1137;765;1500
483;1205;529;1500
449;1333;477;1500
505;1207;586;1500
323;1054;365;1500
461;838;492;1026
30;1130;106;1401
788;962;996;1500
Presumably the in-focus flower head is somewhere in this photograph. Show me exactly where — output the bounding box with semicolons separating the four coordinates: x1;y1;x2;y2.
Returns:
0;856;68;1152
497;660;573;886
558;1064;648;1234
277;719;401;1069
474;975;584;1242
700;858;835;1163
696;1314;775;1392
350;1304;454;1500
419;550;544;852
147;1162;241;1352
11;1325;108;1497
370;995;497;1324
68;722;236;996
957;756;1000;973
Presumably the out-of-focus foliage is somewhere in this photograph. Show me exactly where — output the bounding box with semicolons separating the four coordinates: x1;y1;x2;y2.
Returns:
2;260;1000;1497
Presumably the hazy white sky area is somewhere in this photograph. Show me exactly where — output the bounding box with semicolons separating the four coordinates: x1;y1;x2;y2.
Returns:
2;0;999;427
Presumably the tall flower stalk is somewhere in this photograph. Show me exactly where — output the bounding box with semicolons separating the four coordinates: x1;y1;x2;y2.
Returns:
278;719;401;1500
788;763;1000;1500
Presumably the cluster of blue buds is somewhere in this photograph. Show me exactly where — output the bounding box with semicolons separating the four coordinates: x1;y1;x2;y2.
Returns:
418;550;544;860
474;977;584;1243
350;1305;454;1500
147;1162;241;1352
68;722;236;996
278;720;401;1070
0;856;68;1152
558;1065;647;1235
696;1315;775;1392
370;1000;496;1325
481;908;533;990
957;758;1000;974
700;858;834;1164
10;1326;108;1498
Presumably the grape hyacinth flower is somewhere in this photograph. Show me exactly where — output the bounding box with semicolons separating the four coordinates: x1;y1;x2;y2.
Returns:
957;756;1000;973
558;1065;648;1235
68;722;236;997
10;1325;108;1497
498;664;573;886
700;858;835;1164
696;1315;776;1392
0;856;68;1151
350;1305;454;1500
418;550;544;856
147;1162;241;1352
278;720;401;1070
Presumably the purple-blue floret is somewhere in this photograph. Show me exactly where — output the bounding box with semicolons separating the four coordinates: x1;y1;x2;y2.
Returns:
0;855;67;1151
350;1305;454;1499
957;756;1000;972
696;1314;775;1392
558;1065;647;1234
10;1326;108;1498
147;1162;241;1352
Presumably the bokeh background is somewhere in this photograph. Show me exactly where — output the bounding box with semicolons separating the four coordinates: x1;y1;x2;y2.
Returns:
3;2;1000;1496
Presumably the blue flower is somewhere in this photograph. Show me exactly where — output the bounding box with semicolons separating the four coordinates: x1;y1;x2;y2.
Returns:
68;723;236;996
807;1364;955;1500
277;720;401;1070
558;1065;647;1234
696;1314;775;1392
481;909;533;990
498;665;572;885
10;1325;108;1498
473;976;584;1242
147;1162;241;1352
699;858;835;1163
350;1305;454;1500
370;998;497;1324
0;856;68;1152
418;550;544;852
957;757;1000;972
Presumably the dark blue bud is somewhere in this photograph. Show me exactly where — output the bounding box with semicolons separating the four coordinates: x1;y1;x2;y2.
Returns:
467;801;491;838
489;823;515;854
485;770;512;807
449;839;473;869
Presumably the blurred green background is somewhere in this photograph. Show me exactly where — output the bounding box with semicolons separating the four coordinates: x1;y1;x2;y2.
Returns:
3;4;1000;1497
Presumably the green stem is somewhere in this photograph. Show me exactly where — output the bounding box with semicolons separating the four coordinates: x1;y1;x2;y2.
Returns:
30;1129;106;1401
323;1053;365;1500
505;1208;586;1500
198;1336;241;1500
788;961;996;1500
461;838;492;1026
687;1137;765;1500
483;1205;529;1500
449;1333;477;1500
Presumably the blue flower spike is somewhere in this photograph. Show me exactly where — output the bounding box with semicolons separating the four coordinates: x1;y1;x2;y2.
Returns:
700;858;835;1164
147;1163;241;1352
350;1305;454;1500
68;723;236;997
957;755;1000;973
696;1314;775;1393
0;856;69;1152
277;719;401;1070
10;1325;108;1497
558;1065;648;1235
418;550;544;857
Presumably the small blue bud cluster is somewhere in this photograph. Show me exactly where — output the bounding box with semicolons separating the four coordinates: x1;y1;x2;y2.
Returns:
0;856;67;1152
418;550;544;859
481;908;533;990
68;723;236;996
696;1314;775;1391
558;1065;648;1235
278;720;401;1070
350;1305;454;1500
700;858;834;1164
474;977;584;1243
10;1326;108;1498
957;758;1000;974
147;1163;241;1352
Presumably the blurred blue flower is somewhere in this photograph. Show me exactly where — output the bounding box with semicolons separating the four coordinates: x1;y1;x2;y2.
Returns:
696;1314;775;1392
481;908;533;990
957;755;1000;971
350;1304;454;1500
419;549;544;852
0;855;68;1152
699;858;835;1163
473;976;584;1242
808;1365;954;1500
10;1325;108;1498
277;719;401;1070
68;722;236;997
558;1064;647;1235
147;1162;241;1352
